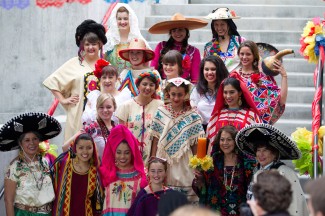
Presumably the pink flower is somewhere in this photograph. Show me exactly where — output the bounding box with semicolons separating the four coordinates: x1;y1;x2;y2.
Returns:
88;80;97;91
182;55;191;70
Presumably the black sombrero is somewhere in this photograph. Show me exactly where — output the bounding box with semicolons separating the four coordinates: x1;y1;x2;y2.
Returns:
0;112;62;152
235;123;301;160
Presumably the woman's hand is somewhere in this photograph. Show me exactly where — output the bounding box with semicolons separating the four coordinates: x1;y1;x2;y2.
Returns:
273;59;287;78
193;169;205;188
61;94;79;105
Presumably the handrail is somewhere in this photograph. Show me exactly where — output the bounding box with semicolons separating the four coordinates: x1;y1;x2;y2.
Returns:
312;45;324;178
0;185;4;200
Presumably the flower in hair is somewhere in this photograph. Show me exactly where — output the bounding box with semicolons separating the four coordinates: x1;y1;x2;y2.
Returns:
182;54;191;70
94;59;110;79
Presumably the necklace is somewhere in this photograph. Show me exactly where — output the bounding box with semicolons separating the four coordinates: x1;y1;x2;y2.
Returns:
24;156;45;191
223;166;236;192
239;68;255;79
73;159;90;174
148;183;167;200
227;109;240;126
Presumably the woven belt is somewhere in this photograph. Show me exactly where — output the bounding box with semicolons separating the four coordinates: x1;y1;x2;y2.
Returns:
15;203;52;214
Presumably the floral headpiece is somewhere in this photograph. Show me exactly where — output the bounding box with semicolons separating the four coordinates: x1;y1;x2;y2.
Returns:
94;59;110;79
135;71;161;88
182;54;191;70
300;17;325;63
167;77;191;87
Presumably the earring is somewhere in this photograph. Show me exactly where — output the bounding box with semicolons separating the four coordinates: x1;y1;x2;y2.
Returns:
115;160;118;166
89;158;94;166
238;96;242;106
75;156;79;164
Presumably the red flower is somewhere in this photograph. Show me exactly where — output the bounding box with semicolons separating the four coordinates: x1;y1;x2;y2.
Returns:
94;59;110;79
251;73;260;84
88;80;97;91
230;10;236;17
182;55;191;70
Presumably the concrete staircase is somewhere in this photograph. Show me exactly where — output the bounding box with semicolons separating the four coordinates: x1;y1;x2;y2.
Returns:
142;0;325;136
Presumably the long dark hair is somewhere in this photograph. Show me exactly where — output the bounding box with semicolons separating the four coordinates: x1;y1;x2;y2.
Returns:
222;77;250;109
196;55;229;95
157;28;190;75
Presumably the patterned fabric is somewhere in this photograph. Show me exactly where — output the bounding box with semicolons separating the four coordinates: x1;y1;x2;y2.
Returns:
233;71;285;124
102;168;142;216
52;137;103;216
83;71;100;110
194;153;255;215
150;41;201;83
115;99;163;163
105;43;132;75
207;108;261;152
204;36;245;72
150;105;204;202
14;207;51;216
5;156;54;208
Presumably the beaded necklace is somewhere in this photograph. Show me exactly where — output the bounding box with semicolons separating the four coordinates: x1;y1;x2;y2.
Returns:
23;155;46;191
209;36;237;59
148;183;167;200
223;166;236;192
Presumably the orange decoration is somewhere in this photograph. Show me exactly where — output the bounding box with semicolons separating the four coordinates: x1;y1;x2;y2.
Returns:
197;137;207;158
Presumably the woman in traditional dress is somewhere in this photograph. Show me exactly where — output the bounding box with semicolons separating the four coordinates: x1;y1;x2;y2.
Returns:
232;40;288;124
207;74;261;154
104;3;149;74
82;58;131;125
3;112;61;216
150;77;205;203
190;55;229;132
118;38;161;97
52;133;103;216
236;123;308;216
100;125;147;216
149;13;207;84
203;7;244;72
127;156;172;216
62;93;117;159
43;19;107;142
115;71;163;163
193;126;255;215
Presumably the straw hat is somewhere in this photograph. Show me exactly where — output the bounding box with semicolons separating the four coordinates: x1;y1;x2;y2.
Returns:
148;13;208;34
205;7;240;20
235;123;301;160
0;112;61;152
119;38;155;62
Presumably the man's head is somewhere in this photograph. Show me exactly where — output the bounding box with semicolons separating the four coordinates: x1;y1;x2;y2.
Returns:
306;177;325;216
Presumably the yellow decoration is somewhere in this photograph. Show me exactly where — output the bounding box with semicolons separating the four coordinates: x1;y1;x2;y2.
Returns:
189;155;214;171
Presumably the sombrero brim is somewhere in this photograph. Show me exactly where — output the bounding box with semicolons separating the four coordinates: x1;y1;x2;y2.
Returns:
119;49;155;62
148;19;208;34
0;112;62;152
235;123;301;160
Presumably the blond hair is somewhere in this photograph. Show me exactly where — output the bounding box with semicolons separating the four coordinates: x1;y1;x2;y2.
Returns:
96;93;117;111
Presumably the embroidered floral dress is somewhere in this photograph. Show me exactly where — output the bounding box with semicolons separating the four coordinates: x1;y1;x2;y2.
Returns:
105;43;132;75
5;156;54;215
150;105;205;203
193;153;255;215
103;168;142;216
115;98;163;163
233;71;285;124
150;41;201;83
204;36;245;72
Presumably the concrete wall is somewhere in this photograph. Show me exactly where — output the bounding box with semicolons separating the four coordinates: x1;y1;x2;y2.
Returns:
0;1;156;214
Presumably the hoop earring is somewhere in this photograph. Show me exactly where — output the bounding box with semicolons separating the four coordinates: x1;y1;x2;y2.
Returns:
238;96;242;106
75;156;79;164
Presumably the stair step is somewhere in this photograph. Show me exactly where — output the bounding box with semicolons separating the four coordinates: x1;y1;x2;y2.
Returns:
151;4;325;18
143;29;302;45
145;16;310;31
189;0;324;5
274;119;311;136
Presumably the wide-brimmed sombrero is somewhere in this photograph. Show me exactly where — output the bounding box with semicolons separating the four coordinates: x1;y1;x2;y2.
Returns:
204;7;240;20
149;13;208;34
235;123;301;160
0;112;62;151
119;38;155;62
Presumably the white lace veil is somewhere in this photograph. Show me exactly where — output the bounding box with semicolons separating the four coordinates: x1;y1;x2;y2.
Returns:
104;3;150;52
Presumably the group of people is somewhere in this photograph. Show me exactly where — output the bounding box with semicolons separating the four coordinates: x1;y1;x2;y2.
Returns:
1;3;312;216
